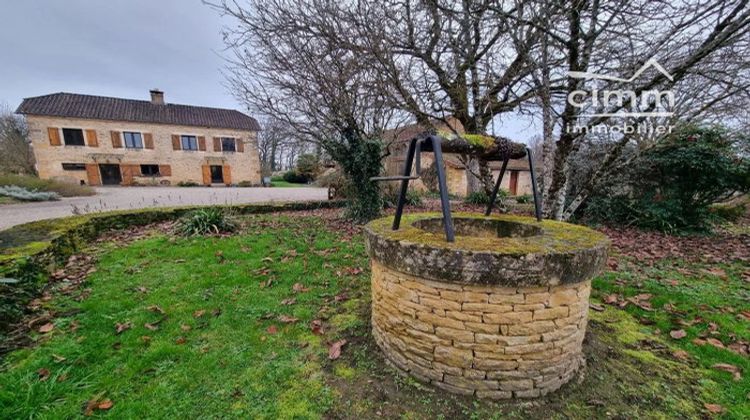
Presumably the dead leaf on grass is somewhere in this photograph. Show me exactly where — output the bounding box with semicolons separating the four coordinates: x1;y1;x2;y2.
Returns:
310;319;323;335
328;339;347;360
670;329;687;339
292;283;310;293
193;309;206;318
180;324;191;332
147;305;165;314
704;403;724;414
175;337;186;345
38;323;54;333
278;315;299;324
115;322;132;334
706;338;725;349
37;368;50;381
589;303;605;312
672;349;690;361
281;298;296;305
712;363;742;381
266;325;278;335
97;400;113;410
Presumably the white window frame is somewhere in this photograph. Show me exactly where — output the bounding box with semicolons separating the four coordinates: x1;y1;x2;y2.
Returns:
123;131;144;149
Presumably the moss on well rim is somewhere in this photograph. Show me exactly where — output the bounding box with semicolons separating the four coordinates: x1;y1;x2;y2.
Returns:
366;212;609;255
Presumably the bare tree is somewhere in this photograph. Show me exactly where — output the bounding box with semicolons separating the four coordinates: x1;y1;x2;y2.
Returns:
515;0;750;220
256;115;292;176
346;0;548;195
0;104;35;175
208;0;398;221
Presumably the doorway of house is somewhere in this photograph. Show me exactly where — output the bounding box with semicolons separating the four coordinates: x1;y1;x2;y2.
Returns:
99;164;122;185
210;165;224;184
509;170;519;196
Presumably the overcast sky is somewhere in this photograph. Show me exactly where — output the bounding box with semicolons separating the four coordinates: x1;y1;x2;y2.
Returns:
0;0;535;142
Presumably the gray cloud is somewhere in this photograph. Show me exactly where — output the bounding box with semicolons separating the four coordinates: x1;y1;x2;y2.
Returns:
0;0;240;111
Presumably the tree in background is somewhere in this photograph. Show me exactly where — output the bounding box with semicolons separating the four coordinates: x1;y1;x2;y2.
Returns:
209;0;395;222
295;154;321;182
0;105;34;175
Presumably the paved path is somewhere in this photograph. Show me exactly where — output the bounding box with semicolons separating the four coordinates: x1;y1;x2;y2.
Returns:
0;187;329;231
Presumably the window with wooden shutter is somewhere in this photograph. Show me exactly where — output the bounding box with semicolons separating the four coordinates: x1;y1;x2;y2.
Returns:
236;138;244;153
86;164;101;186
144;133;154;149
110;131;122;148
85;129;98;147
201;165;211;185
159;164;172;176
222;165;232;185
213;137;221;152
172;135;181;150
198;136;206;151
48;127;61;146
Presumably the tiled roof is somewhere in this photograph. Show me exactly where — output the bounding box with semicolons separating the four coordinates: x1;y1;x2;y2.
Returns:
16;92;260;131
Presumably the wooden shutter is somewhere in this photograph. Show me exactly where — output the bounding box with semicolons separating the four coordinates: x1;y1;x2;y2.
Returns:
48;127;61;146
110;131;122;148
222;165;232;185
121;165;134;185
159;164;172;176
201;165;211;185
85;164;101;186
236;138;244;153
198;136;206;151
85;129;98;147
143;133;154;149
172;135;181;150
213;137;221;152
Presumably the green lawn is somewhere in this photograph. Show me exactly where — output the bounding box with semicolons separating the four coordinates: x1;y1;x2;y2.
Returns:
0;214;747;418
270;176;309;188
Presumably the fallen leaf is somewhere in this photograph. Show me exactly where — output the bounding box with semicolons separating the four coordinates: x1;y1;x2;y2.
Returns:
278;315;299;323
672;349;690;361
175;337;186;344
281;298;296;305
98;400;113;410
334;293;349;302
328;339;347;360
180;324;191;332
704;403;724;413
37;368;50;381
144;323;159;331
712;363;742;381
589;303;605;312
603;294;618;304
292;283;310;293
310;319;323;335
38;323;54;333
147;305;165;314
670;329;687;339
266;325;278;335
706;338;725;349
115;322;132;334
52;354;66;362
193;310;206;318
141;335;151;343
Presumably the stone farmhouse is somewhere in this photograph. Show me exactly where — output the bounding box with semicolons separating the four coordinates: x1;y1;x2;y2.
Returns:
383;118;533;197
16;90;262;186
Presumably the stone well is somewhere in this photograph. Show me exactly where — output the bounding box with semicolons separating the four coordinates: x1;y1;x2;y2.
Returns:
364;213;608;399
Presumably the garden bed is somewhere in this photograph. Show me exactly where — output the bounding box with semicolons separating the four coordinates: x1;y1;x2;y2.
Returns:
0;208;747;418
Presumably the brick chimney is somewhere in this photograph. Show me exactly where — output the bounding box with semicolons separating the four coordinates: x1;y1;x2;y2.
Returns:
149;89;165;105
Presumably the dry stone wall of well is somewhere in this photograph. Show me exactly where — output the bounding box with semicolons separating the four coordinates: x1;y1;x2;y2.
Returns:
370;260;590;399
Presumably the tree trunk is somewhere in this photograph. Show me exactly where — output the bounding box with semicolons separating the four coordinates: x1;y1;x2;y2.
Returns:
465;157;482;195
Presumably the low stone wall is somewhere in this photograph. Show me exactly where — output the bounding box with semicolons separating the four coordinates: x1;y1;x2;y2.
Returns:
371;261;590;399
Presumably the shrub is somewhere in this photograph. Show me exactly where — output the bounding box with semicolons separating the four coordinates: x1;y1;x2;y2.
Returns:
314;170;350;198
177;208;237;236
282;170;309;184
516;194;532;204
382;185;423;208
0;185;60;201
584;125;749;232
295;153;321;181
177;181;200;187
0;174;94;197
464;189;508;205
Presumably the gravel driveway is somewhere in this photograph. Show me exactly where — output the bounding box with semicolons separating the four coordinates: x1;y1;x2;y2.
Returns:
0;186;329;231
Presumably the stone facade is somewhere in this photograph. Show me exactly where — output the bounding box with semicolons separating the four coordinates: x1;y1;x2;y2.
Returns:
26;115;261;186
371;261;589;399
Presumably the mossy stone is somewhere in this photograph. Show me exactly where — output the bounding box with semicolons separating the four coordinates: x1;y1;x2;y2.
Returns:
364;212;609;286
